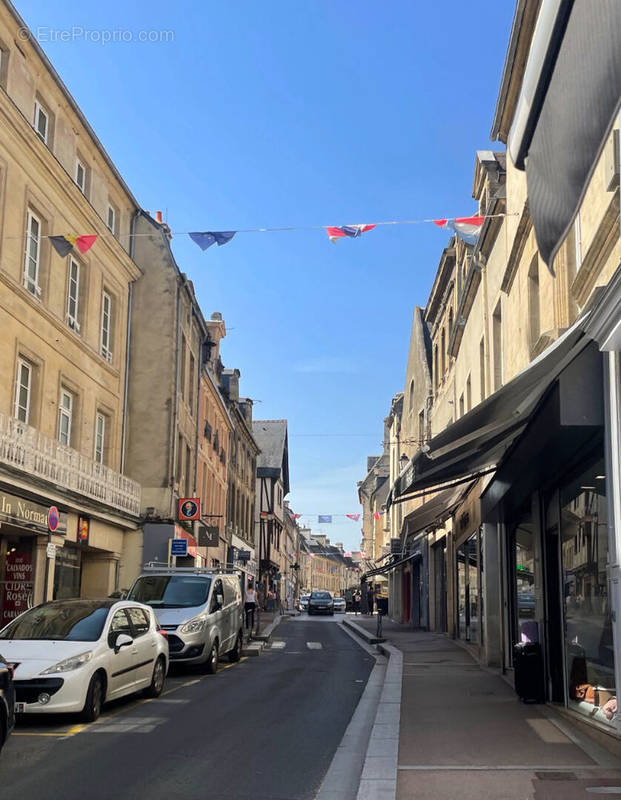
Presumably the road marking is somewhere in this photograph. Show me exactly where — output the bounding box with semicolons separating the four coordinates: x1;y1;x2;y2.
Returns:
307;642;322;649
13;732;70;737
271;641;286;649
398;765;606;771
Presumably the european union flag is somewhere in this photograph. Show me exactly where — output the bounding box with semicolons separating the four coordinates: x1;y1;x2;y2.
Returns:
189;231;236;251
318;515;332;523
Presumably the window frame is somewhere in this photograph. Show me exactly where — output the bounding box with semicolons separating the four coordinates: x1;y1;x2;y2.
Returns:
94;412;106;464
100;290;113;362
57;388;73;446
33;100;49;144
66;257;81;332
75;158;87;194
24;210;42;297
14;358;32;424
107;204;116;234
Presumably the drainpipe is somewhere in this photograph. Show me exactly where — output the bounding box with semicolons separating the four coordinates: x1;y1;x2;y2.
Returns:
170;281;182;519
120;209;140;475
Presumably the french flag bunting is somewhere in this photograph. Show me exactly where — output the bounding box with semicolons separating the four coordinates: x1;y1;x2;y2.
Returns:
433;216;484;246
326;224;376;244
373;510;386;521
346;513;360;522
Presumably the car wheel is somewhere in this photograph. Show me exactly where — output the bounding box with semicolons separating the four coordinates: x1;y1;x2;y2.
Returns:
144;656;166;698
80;673;104;723
228;632;242;663
204;641;219;674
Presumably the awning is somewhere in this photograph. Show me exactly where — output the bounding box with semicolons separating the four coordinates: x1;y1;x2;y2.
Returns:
394;313;590;499
363;549;422;579
508;0;621;267
402;481;475;539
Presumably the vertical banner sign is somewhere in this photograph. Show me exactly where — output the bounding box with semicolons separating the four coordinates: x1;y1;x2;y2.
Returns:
1;541;34;625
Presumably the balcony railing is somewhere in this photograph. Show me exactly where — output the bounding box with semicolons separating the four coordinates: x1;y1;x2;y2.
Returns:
0;413;141;517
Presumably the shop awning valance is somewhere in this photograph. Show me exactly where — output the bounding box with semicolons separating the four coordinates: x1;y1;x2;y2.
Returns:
394;314;591;499
363;549;422;579
402;481;475;539
508;0;621;268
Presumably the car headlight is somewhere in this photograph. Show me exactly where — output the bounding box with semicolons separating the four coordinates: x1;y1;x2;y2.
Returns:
41;651;93;674
179;616;206;634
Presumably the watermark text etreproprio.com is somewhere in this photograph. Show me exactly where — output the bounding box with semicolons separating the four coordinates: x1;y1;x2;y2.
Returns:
18;26;175;45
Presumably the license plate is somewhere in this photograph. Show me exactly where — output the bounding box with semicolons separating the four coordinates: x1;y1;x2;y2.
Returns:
15;702;25;713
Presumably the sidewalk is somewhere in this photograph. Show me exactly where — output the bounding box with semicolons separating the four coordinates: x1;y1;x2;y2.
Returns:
351;614;621;800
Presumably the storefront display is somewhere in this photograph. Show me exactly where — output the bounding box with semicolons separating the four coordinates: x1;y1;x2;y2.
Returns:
53;545;82;599
0;539;34;627
560;457;616;726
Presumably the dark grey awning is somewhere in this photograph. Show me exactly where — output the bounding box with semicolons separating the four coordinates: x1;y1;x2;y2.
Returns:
395;315;590;498
364;549;422;579
508;0;621;267
402;481;474;539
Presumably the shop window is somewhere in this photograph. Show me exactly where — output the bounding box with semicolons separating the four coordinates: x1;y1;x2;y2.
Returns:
510;513;537;647
53;545;81;599
561;457;615;726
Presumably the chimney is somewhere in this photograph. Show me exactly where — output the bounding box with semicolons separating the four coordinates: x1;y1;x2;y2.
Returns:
239;398;253;424
222;368;240;401
204;312;226;366
155;211;163;223
153;210;172;240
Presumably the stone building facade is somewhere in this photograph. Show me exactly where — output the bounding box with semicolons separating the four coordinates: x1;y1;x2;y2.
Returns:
0;1;142;614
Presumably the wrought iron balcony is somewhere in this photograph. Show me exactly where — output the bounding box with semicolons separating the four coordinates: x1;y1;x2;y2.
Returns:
0;412;141;517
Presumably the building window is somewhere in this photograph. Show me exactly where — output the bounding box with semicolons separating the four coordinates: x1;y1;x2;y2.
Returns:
418;409;425;444
185;443;192;497
466;374;472;412
459;393;464;418
493;300;502;391
107;204;116;233
180;334;187;401
34;101;49;144
441;328;446;376
94;412;106;464
100;291;113;362
14;359;32;424
24;210;42;297
479;337;486;401
58;389;73;446
528;254;541;349
75;159;86;194
189;352;195;415
66;258;80;332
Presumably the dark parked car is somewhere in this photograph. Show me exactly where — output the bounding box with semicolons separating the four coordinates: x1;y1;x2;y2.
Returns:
308;591;334;616
0;652;15;754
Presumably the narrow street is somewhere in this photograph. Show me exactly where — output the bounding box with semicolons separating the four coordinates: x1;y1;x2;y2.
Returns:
0;616;374;800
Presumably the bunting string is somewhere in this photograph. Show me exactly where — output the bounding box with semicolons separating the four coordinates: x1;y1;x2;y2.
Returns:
4;212;519;253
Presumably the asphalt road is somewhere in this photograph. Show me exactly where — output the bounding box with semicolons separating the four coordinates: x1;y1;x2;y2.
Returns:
0;615;374;800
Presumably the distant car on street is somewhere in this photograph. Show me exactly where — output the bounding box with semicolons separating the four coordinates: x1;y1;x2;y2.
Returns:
307;591;334;616
333;597;346;613
299;595;310;612
0;599;169;722
0;651;15;755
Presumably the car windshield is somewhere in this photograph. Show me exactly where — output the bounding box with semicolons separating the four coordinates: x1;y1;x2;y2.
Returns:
0;602;110;641
311;591;331;600
128;575;212;608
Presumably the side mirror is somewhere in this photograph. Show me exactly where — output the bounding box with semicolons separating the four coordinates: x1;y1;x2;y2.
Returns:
114;633;133;654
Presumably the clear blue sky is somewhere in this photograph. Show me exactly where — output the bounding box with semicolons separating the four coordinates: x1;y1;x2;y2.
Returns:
19;0;515;552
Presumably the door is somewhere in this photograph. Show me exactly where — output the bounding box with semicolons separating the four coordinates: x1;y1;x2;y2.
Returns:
106;609;138;698
126;606;156;687
412;561;421;628
209;579;225;651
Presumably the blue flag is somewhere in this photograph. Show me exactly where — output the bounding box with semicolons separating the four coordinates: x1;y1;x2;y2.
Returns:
318;515;332;523
189;231;236;251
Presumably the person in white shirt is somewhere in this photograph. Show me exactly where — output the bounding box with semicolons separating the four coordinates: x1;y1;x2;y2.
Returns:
244;581;257;630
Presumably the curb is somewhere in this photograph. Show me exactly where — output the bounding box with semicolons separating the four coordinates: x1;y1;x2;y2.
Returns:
253;612;283;642
344;622;402;800
342;617;386;645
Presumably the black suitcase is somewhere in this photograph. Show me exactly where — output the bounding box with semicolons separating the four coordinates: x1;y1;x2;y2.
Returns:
513;642;546;703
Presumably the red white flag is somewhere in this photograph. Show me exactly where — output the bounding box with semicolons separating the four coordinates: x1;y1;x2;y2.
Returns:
346;513;360;522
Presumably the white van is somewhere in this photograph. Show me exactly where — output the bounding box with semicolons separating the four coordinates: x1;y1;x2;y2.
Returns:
127;566;244;673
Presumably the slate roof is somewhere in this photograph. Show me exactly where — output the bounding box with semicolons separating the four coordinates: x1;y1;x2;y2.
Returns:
252;420;290;495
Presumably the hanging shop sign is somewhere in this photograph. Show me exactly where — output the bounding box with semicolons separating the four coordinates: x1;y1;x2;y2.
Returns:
197;525;219;547
178;497;201;521
0;491;67;535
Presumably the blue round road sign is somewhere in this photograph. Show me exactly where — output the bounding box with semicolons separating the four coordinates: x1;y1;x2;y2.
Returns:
48;506;59;532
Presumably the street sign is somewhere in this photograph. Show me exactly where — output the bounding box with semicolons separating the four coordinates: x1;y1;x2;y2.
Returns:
178;498;200;521
390;538;401;554
46;543;56;559
197;525;219;547
170;538;188;557
48;506;60;532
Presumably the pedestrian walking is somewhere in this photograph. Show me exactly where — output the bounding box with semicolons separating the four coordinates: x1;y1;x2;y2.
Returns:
360;587;369;615
244;581;257;631
368;586;375;615
353;590;361;615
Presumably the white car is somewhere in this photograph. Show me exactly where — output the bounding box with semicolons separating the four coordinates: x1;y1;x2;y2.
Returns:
333;597;346;613
299;595;310;612
0;598;169;722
